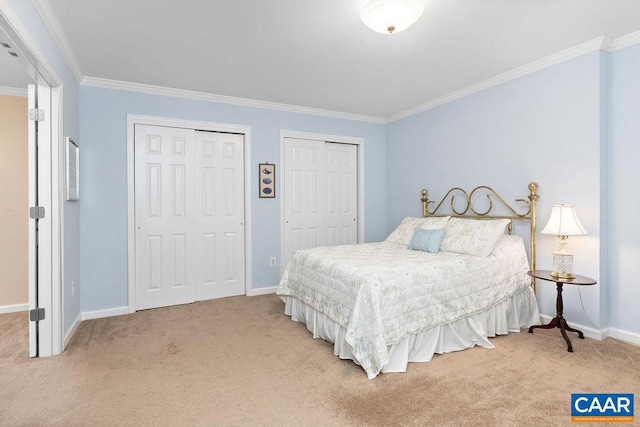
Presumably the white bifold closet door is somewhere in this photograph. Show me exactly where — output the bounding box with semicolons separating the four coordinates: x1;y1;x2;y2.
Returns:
283;138;357;268
134;124;244;311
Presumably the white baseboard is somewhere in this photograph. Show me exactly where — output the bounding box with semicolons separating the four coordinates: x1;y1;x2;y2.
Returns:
72;300;640;348
538;314;605;340
80;291;277;322
607;327;640;346
82;306;129;321
246;286;278;297
538;315;640;346
0;303;28;314
64;312;82;349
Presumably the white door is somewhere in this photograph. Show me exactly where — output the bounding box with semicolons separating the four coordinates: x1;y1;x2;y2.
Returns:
283;138;358;268
326;143;358;246
283;138;326;267
135;125;197;310
194;131;245;300
27;84;53;357
134;125;245;310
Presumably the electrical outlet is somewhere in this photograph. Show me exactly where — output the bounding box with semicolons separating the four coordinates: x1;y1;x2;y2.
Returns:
71;280;75;296
269;257;276;267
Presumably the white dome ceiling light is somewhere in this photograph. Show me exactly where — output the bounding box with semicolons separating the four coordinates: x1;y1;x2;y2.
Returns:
360;0;426;34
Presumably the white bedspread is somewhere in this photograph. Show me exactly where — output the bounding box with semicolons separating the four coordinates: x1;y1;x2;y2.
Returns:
277;235;534;378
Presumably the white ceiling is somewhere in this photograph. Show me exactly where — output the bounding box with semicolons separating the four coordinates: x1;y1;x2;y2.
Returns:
10;1;640;117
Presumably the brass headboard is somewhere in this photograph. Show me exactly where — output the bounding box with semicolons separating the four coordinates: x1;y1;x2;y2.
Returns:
420;182;540;291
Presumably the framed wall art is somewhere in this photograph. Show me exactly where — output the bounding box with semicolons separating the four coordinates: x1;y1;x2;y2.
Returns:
66;137;79;201
259;163;275;198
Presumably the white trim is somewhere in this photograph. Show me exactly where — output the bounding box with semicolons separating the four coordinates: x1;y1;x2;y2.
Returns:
607;327;640;346
2;0;65;358
10;4;640;128
70;33;638;127
0;303;28;314
82;306;129;321
27;84;36;357
83;76;385;124
0;86;28;97
279;130;365;276
63;311;81;348
280;130;366;147
30;0;83;83
610;31;640;52
68;307;640;346
387;36;615;123
534;318;640;346
247;286;278;297
538;314;605;341
127;118;135;314
50;84;63;356
598;36;614;53
34;84;54;357
127;114;253;313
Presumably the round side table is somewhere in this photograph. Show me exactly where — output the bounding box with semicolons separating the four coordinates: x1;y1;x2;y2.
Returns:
527;270;597;352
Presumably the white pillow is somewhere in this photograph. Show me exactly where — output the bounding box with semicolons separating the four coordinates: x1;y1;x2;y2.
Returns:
385;216;450;246
440;218;511;256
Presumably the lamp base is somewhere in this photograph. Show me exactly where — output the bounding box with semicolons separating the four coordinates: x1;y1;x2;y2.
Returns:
552;251;574;279
550;271;576;279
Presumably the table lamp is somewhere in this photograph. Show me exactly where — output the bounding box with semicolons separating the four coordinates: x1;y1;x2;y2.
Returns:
541;204;588;279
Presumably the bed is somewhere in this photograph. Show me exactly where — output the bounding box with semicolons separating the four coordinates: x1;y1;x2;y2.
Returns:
276;183;541;379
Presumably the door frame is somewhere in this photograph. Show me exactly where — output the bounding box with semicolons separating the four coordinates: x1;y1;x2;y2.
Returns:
279;130;365;274
0;8;64;356
126;114;252;313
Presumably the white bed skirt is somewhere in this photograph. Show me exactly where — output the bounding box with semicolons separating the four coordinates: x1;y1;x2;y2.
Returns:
282;286;540;377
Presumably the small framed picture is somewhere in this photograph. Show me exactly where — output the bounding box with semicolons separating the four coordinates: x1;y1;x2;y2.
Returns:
66;137;79;201
259;163;275;198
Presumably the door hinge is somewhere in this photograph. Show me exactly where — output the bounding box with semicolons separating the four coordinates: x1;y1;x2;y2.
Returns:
28;108;45;122
29;206;45;219
29;308;45;322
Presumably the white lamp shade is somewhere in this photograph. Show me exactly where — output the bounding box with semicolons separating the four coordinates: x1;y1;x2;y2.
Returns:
360;0;425;34
541;205;588;236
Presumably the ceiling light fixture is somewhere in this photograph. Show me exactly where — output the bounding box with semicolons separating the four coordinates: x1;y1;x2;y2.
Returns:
360;0;425;34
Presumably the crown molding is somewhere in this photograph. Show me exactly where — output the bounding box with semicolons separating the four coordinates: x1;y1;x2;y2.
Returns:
31;0;83;83
386;36;611;123
598;36;615;53
81;76;386;124
0;85;28;97
610;30;640;52
20;2;640;125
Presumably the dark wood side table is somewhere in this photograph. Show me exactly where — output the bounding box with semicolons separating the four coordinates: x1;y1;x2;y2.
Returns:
527;270;597;352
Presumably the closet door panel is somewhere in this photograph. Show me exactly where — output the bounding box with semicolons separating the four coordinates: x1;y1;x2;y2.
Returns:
283;138;358;268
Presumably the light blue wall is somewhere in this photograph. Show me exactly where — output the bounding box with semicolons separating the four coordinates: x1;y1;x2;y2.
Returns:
1;1;81;337
386;52;605;330
608;44;640;337
79;87;386;312
6;2;639;344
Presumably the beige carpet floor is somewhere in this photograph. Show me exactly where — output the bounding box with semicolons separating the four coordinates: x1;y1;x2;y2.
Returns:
1;294;639;426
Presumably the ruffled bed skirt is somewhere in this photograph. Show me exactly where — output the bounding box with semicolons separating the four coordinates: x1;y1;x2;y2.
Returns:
282;286;540;378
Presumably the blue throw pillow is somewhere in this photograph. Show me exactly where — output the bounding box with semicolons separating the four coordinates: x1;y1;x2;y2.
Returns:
408;228;445;253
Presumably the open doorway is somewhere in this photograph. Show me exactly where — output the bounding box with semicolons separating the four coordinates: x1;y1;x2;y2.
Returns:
0;32;35;356
0;15;62;357
0;91;30;313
